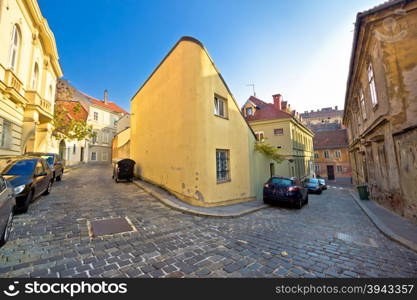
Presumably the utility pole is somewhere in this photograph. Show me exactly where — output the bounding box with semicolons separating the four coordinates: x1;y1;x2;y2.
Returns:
246;83;256;97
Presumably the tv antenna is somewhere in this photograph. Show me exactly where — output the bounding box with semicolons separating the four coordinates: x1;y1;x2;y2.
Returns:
246;83;256;97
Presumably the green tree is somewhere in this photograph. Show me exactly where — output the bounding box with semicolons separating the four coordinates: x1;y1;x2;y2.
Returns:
52;103;95;141
254;140;284;164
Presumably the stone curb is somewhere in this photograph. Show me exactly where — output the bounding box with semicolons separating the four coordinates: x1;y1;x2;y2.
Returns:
349;190;417;253
132;180;268;218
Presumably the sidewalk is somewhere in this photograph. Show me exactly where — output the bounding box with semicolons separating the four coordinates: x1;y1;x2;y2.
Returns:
349;189;417;253
132;179;267;218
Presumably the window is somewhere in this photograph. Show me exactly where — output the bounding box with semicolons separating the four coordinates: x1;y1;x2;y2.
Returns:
102;152;108;161
31;63;39;90
274;128;284;136
324;151;329;158
359;91;366;120
336;166;343;173
368;63;378;106
73;144;76;154
0;119;12;149
35;161;44;175
255;131;264;142
246;107;253;116
216;149;230;182
335;150;341;158
214;96;227;118
93;112;98;121
315;165;320;172
91;152;97;161
49;85;54;101
314;153;319;159
9;25;21;71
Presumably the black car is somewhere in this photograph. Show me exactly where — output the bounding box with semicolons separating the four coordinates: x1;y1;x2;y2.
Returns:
25;152;64;182
263;176;308;209
0;175;15;246
303;178;323;194
0;156;54;213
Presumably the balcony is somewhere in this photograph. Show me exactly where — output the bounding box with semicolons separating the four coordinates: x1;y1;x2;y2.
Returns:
25;90;53;120
1;68;27;104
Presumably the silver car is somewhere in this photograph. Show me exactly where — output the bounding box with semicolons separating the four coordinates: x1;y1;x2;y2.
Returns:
0;175;15;246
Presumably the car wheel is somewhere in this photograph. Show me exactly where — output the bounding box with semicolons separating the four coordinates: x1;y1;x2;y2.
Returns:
43;181;53;195
296;199;303;209
0;210;13;246
305;194;309;204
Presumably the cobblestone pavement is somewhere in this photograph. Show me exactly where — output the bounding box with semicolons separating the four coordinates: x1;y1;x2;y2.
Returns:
1;165;416;278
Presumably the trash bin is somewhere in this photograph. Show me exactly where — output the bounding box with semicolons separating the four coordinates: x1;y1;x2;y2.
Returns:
357;184;369;200
112;158;135;183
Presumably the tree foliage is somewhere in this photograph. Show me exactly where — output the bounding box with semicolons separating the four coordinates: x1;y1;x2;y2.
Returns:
254;140;284;164
52;103;95;141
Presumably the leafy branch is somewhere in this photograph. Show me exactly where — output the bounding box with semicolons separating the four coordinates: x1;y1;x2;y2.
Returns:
254;141;284;164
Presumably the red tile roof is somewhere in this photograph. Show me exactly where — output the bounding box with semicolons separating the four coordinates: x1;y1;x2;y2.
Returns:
244;96;293;121
56;100;89;122
313;129;349;149
79;91;128;115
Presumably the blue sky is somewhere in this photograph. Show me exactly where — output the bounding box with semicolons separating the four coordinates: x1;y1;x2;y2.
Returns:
39;0;383;113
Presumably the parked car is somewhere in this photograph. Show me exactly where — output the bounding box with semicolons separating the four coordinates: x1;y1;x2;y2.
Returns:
0;175;15;246
112;158;135;182
0;156;54;213
263;176;308;209
303;178;323;194
318;178;327;190
25;152;64;182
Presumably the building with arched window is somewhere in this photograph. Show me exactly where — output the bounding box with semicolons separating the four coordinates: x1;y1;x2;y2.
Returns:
0;0;63;155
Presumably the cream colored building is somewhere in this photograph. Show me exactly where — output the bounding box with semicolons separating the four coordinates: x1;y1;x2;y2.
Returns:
243;95;315;179
0;0;63;155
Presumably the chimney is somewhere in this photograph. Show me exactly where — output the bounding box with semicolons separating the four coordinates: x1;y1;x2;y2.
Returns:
335;105;338;110
104;89;109;104
272;94;282;111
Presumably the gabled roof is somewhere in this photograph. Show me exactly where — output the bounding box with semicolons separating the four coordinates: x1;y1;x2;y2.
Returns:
313;129;349;149
79;91;128;115
343;0;408;122
244;96;293;122
129;36;257;138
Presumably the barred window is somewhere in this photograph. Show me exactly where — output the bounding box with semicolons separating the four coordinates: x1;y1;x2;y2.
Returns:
0;119;12;149
274;128;284;136
216;149;230;182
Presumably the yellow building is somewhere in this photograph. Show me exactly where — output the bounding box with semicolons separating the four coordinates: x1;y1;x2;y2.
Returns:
130;37;270;207
0;0;62;155
243;95;314;179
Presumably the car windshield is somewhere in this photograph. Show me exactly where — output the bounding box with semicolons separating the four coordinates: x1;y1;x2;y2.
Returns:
270;178;293;187
0;159;36;175
41;155;54;166
308;178;319;183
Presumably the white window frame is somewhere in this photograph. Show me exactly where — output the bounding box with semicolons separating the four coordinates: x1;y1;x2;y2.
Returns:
335;150;341;158
91;152;97;161
368;64;378;107
102;152;108;161
246;107;253;116
9;25;20;71
336;166;343;173
255;131;264;142
324;151;329;158
214;95;227;118
274;128;284;136
93;111;99;121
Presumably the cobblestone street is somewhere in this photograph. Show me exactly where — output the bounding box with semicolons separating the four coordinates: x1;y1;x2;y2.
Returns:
0;164;416;278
